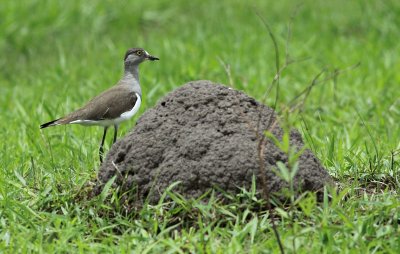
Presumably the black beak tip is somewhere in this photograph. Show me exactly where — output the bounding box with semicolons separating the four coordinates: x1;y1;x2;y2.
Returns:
148;56;159;61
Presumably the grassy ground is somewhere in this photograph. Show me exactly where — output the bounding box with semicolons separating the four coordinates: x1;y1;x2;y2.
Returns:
1;0;399;252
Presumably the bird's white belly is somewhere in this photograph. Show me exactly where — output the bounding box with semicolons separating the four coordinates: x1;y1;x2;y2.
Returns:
70;94;141;127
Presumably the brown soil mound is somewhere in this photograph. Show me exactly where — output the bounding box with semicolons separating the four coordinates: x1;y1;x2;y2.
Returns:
92;80;332;205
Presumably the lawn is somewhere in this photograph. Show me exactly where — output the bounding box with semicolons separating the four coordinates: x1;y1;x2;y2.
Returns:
0;0;399;253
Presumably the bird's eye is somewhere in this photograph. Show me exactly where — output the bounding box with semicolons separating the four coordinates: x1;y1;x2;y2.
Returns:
136;50;143;56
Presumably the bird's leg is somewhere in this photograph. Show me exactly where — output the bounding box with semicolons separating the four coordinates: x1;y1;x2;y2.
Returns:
113;125;118;144
99;127;108;163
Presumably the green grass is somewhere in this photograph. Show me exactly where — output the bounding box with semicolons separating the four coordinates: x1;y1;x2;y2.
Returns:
1;0;399;252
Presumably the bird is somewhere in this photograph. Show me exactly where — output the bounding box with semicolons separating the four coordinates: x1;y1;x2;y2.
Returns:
40;47;159;162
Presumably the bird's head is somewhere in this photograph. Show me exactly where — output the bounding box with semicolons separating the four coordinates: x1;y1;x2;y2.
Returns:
124;48;159;65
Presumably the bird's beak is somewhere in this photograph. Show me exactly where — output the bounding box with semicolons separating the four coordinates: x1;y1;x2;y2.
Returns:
146;52;159;61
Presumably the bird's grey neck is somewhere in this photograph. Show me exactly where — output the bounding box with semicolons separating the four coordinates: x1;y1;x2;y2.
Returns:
122;63;142;96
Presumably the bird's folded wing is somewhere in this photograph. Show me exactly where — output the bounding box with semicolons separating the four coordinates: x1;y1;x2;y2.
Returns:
61;86;138;123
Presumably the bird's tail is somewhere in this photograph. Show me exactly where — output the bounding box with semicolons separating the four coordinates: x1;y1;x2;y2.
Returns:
40;118;61;129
